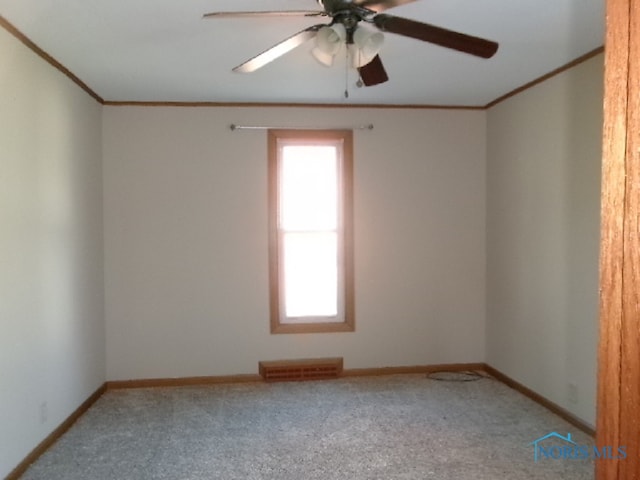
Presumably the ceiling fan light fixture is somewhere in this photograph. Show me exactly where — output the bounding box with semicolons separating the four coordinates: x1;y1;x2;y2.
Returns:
311;24;346;66
351;27;384;67
311;46;337;66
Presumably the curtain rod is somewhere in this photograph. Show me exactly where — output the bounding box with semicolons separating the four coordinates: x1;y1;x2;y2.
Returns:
229;124;374;131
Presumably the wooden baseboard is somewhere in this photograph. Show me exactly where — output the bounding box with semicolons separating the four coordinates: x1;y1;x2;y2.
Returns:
342;362;486;377
105;374;262;390
104;363;486;388
5;384;106;480
483;364;595;437
105;364;485;388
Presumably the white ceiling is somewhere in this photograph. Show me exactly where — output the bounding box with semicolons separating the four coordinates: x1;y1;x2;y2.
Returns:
0;0;604;106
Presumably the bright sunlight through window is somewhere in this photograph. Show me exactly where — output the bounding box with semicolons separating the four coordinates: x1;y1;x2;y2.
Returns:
281;146;339;318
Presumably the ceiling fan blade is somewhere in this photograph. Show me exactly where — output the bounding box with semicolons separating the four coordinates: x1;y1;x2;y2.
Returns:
203;11;325;19
358;55;389;86
233;25;324;73
373;14;498;58
352;0;419;13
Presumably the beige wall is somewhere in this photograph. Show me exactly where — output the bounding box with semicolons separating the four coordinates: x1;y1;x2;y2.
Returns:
102;106;487;380
0;28;105;478
486;54;603;426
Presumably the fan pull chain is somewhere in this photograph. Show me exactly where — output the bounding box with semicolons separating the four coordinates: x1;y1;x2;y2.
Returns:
344;46;349;99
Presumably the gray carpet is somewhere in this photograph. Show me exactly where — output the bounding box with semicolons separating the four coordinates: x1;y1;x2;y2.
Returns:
21;374;594;479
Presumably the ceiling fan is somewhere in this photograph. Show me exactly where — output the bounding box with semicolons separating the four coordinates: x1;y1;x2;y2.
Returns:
203;0;498;87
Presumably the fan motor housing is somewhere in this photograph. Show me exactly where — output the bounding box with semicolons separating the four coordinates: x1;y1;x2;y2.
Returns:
319;0;362;16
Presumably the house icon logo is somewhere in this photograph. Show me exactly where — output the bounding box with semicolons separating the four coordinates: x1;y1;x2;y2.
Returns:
529;431;627;462
529;432;577;462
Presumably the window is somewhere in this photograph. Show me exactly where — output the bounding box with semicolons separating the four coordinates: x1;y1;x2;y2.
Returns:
268;129;354;334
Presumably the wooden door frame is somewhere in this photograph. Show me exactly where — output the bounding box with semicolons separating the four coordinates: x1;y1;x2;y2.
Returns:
597;0;639;478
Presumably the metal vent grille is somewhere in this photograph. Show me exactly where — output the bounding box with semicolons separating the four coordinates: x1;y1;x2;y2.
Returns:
259;358;343;382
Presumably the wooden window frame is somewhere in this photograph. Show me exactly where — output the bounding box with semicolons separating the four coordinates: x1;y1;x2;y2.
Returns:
268;129;355;334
